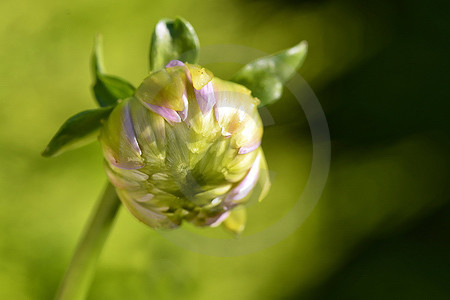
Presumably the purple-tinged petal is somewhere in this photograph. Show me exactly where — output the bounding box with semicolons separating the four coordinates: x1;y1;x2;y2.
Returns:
135;68;186;111
195;81;216;114
104;163;144;190
99;99;144;170
178;92;189;121
185;63;213;90
144;103;181;123
107;154;145;170
116;188;179;229
166;60;185;68
226;152;261;202
212;78;260;143
238;140;261;154
208;211;231;227
165;61;194;87
123;102;142;155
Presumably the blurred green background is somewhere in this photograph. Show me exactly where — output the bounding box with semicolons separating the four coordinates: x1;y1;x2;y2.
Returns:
1;0;449;299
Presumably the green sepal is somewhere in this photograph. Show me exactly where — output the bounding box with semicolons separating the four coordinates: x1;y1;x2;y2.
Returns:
92;35;135;107
149;17;200;72
222;207;247;236
41;106;114;157
231;41;308;107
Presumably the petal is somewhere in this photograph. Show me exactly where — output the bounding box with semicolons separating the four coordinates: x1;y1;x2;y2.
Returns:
222;207;246;235
168;62;216;115
226;150;261;202
145;103;181;123
166;60;185;68
209;211;231;227
189;208;230;227
195;81;216;114
184;87;219;137
213;78;263;151
178;92;189;121
244;149;271;203
213;78;261;143
105;161;147;190
192;184;232;206
255;149;271;202
116;188;180;229
238;139;261;154
185;63;214;90
99;98;144;170
128;97;167;164
135;67;187;111
224;148;259;182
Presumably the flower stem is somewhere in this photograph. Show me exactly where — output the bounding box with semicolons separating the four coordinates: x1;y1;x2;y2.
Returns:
55;182;121;300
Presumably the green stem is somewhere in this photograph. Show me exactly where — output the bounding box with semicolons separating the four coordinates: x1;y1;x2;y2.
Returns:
55;182;121;300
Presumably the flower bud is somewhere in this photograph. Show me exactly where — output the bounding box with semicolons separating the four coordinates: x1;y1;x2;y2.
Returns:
99;60;270;230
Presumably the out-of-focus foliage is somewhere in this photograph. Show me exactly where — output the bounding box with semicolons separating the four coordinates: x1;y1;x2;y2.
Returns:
0;0;448;299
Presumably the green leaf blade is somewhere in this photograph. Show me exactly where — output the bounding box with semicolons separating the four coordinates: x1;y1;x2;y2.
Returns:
92;35;135;107
231;41;308;106
149;17;200;72
42;107;114;157
93;74;135;107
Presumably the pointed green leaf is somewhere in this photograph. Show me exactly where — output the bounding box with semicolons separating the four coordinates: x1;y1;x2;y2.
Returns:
149;17;200;71
92;35;135;107
42;107;114;157
222;207;247;236
231;41;308;106
93;75;135;107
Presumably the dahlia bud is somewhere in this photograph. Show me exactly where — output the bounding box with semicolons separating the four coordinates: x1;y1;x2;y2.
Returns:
99;60;270;230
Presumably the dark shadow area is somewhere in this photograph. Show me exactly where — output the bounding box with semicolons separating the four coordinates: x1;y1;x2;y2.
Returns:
264;0;450;298
289;199;450;299
318;0;449;149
